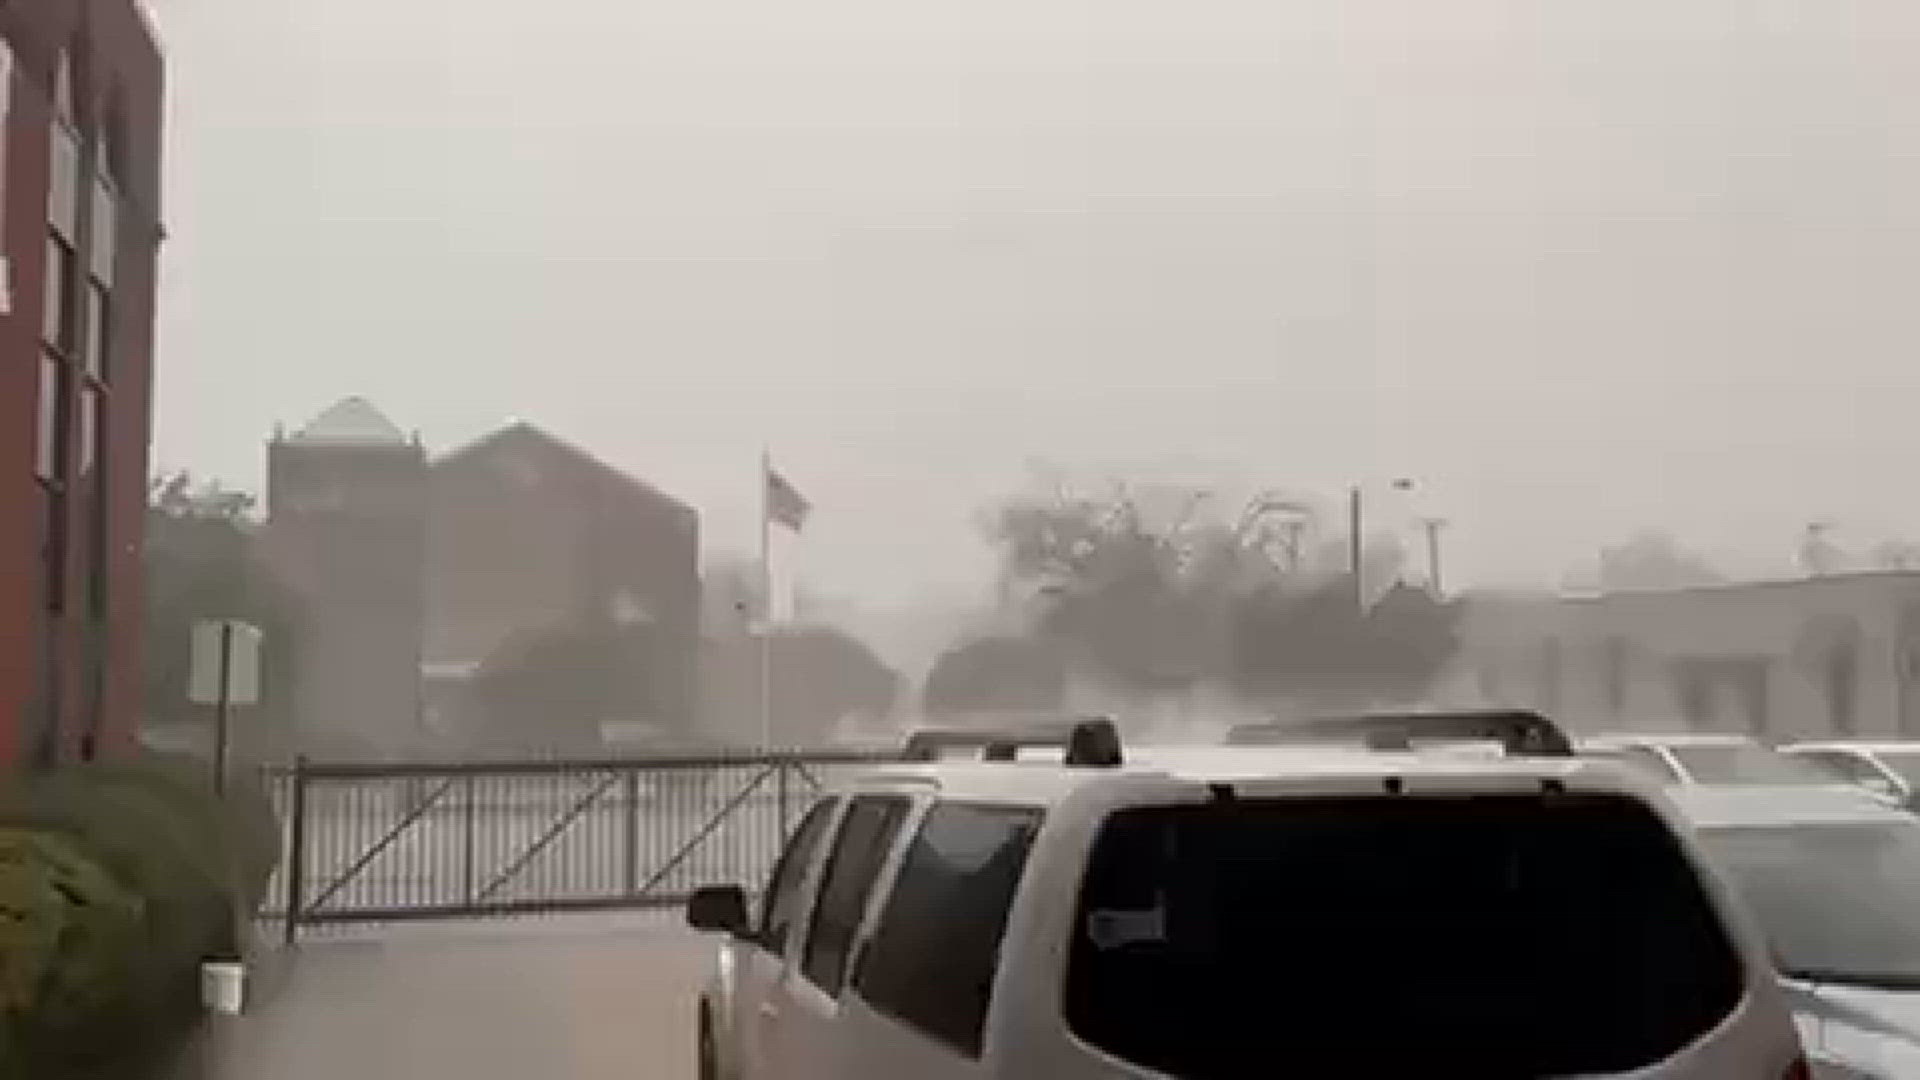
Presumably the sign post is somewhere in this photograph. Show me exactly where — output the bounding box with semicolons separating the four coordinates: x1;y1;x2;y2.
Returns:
190;620;263;794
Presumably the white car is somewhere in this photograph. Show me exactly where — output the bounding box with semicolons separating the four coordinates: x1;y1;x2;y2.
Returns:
1581;733;1840;788
1779;742;1920;809
686;715;1809;1079
1671;784;1920;1079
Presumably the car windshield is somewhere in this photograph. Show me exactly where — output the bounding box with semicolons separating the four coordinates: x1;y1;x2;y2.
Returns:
1667;743;1834;785
1700;822;1920;988
1065;794;1745;1078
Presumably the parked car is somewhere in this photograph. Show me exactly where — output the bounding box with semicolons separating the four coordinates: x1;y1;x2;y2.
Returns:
1779;741;1920;810
1581;733;1841;787
686;714;1808;1079
1673;783;1920;1079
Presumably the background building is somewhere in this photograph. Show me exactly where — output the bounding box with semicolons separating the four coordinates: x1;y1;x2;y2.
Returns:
261;399;429;757
423;422;701;749
0;2;164;769
1455;573;1920;739
263;402;703;756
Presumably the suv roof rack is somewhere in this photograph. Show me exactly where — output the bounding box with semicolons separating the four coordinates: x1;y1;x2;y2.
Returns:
903;716;1124;768
1224;709;1575;758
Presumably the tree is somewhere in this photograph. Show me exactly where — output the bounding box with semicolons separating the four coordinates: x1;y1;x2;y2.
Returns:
768;627;900;745
986;485;1237;693
696;555;901;746
142;472;301;761
698;624;901;747
1226;579;1459;702
1596;532;1725;592
461;616;678;752
1870;540;1920;572
978;479;1459;706
922;635;1068;717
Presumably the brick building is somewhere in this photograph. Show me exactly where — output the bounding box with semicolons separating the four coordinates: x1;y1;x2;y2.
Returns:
262;399;429;756
263;402;702;755
0;2;164;769
423;423;701;747
1456;573;1920;740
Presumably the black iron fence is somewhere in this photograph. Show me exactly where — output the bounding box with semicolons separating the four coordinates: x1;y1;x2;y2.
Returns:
261;751;900;941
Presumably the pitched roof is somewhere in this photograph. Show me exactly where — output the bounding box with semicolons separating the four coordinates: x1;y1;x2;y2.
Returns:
432;421;694;516
289;397;409;446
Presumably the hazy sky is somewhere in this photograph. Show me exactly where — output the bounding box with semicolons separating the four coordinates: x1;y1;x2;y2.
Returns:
152;0;1920;610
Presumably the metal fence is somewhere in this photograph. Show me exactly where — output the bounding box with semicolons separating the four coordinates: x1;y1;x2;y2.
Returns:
260;751;899;941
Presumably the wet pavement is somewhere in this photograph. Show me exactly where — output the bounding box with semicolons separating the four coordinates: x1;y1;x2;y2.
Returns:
161;915;710;1080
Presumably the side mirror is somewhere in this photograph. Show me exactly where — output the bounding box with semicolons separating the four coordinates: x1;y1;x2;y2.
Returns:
687;885;751;937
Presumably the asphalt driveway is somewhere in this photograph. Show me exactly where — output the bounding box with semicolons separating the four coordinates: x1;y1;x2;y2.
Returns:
162;915;711;1080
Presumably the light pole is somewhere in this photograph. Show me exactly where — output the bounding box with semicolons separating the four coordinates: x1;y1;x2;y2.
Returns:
1420;517;1449;598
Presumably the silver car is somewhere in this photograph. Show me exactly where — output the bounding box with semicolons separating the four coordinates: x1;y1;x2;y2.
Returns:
1781;741;1920;810
1582;733;1843;788
1673;784;1920;1079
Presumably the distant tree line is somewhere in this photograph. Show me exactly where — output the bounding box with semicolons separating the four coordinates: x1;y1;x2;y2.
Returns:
924;480;1462;718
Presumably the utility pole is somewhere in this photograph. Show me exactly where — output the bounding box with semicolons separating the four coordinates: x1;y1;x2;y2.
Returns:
1349;485;1364;613
1421;518;1449;598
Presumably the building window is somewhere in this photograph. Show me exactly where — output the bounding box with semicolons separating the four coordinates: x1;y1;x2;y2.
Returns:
89;174;116;287
0;39;15;313
1602;636;1629;717
35;354;61;480
84;279;108;380
1826;642;1859;736
44;234;74;349
48;54;80;243
1540;638;1564;714
77;383;100;477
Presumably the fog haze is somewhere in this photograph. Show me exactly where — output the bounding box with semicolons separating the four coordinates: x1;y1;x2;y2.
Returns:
152;0;1920;609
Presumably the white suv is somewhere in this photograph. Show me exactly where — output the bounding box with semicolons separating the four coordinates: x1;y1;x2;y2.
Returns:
687;714;1809;1079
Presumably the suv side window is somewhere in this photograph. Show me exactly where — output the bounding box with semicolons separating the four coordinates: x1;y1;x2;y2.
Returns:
855;803;1042;1058
1800;750;1876;785
1591;746;1681;784
800;795;910;995
761;799;838;955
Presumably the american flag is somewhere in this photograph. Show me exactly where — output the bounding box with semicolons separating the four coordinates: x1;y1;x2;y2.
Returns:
766;464;811;532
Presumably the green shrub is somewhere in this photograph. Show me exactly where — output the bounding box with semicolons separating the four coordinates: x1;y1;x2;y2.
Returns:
7;771;229;961
79;753;281;912
0;752;283;1075
0;828;146;1076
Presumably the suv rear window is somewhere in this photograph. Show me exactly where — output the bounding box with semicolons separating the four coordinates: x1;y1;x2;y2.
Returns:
1065;794;1744;1078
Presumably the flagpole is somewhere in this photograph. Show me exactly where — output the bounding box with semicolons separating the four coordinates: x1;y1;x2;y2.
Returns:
759;449;774;749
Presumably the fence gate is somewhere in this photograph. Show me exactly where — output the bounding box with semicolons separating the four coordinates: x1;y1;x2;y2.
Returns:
261;751;896;941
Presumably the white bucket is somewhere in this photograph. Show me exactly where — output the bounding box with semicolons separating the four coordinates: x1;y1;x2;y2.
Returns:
200;960;246;1015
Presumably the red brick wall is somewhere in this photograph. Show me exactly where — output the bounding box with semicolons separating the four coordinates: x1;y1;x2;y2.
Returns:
0;1;163;769
425;427;703;727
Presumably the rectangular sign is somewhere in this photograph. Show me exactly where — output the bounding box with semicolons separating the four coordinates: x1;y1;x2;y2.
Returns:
189;620;263;706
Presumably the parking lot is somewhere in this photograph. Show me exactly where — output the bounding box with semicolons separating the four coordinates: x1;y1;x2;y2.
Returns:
165;916;711;1080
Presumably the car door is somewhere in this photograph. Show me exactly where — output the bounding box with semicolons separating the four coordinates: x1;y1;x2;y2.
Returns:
736;797;839;1080
767;794;913;1080
840;801;1047;1079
